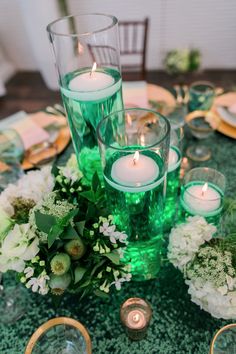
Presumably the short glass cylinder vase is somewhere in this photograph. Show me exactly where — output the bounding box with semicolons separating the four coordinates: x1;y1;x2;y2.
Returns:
47;14;124;182
97;108;170;281
180;167;226;226
163;126;183;231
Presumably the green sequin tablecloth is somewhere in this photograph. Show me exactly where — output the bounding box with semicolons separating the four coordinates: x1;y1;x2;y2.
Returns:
1;129;236;354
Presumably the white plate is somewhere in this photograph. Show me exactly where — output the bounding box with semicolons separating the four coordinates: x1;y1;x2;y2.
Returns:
216;106;236;128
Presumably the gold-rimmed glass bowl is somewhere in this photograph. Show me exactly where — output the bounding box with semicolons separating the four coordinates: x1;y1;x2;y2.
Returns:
210;324;236;354
25;317;92;354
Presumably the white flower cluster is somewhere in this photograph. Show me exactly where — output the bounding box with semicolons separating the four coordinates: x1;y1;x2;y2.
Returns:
0;223;39;272
24;267;49;295
186;277;236;319
168;216;216;271
59;154;83;183
99;217;128;245
0;166;54;216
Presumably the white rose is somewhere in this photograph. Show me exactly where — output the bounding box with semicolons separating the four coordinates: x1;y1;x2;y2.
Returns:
0;207;12;239
0;223;39;272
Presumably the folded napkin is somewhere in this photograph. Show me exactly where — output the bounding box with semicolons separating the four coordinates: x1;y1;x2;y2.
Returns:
0;111;59;150
122;81;149;108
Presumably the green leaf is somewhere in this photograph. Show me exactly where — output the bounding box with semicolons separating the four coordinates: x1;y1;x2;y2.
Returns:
92;172;100;192
48;224;64;248
94;289;110;299
74;267;86;284
75;221;85;235
80;190;95;203
103;252;120;265
59;208;79;227
61;225;78;240
79;279;91;288
86;204;96;219
34;211;57;233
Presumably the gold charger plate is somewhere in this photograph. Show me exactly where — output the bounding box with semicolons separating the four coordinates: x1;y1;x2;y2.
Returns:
147;83;176;109
22;112;71;170
213;92;236;139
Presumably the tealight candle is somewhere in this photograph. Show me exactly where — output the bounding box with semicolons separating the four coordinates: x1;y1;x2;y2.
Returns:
120;298;152;341
106;151;163;193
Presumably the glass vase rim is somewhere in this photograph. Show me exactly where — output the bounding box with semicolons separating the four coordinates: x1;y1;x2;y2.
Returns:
97;108;171;152
47;13;118;38
189;80;215;93
183;167;226;201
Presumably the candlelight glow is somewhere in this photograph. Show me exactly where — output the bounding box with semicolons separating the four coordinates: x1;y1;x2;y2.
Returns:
127;114;132;126
133;151;139;165
201;182;208;196
90;62;97;77
132;313;140;323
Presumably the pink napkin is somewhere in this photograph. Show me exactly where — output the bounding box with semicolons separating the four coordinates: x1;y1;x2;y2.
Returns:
122;81;149;108
12;117;50;150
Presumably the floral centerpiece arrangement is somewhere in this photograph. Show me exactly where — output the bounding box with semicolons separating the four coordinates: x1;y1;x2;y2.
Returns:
168;201;236;319
164;48;201;75
0;155;131;298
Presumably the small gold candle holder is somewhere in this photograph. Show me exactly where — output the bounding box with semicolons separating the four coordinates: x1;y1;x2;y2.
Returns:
120;297;152;341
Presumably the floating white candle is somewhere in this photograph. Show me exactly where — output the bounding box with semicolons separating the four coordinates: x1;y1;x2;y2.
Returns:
106;151;163;193
168;146;181;173
182;182;222;215
62;62;121;101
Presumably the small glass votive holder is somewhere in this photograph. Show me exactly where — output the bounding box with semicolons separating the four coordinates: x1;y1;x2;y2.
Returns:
180;167;226;226
188;81;215;112
163;126;184;231
120;298;152;341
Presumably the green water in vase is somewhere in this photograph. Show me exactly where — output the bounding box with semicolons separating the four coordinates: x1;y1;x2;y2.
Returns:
104;150;165;281
163;146;181;231
60;67;123;182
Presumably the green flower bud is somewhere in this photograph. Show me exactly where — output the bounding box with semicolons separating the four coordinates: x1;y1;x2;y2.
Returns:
56;176;63;183
39;260;45;267
64;238;86;260
62;188;67;193
50;253;71;275
70;188;75;193
93;223;99;229
106;266;111;272
49;273;71;295
20;276;26;283
93;242;100;252
97;271;103;279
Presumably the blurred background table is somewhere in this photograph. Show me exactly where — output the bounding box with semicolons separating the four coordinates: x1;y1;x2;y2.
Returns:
1;70;236;119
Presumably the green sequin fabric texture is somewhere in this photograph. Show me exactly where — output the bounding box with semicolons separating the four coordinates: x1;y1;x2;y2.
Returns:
1;128;236;353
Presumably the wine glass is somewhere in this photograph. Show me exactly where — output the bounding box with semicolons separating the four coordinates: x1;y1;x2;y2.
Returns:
185;110;220;162
210;324;236;354
0;129;28;323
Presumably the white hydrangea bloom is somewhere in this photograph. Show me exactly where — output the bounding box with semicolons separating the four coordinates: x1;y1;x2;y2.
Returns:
0;223;39;272
168;216;216;271
186;278;236;320
0;166;54;217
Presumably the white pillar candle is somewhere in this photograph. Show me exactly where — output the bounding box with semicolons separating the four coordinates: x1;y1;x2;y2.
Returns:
168;146;181;173
62;63;121;101
182;182;222;215
105;152;164;193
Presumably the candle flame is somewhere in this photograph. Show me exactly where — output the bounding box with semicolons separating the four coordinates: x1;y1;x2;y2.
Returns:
133;151;139;165
132;313;140;323
201;182;208;196
90;62;97;77
127;114;132;126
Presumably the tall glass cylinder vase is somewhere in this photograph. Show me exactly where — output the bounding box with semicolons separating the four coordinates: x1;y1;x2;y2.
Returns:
97;108;170;281
47;14;123;182
163;126;183;231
